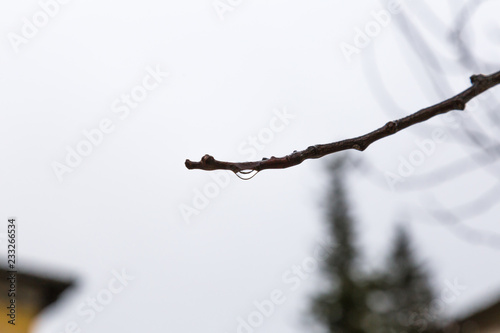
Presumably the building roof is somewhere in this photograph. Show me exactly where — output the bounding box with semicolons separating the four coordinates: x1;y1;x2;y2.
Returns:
452;298;500;332
0;267;74;311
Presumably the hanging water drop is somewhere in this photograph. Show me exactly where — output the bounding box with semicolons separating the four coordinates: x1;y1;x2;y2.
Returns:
235;170;259;180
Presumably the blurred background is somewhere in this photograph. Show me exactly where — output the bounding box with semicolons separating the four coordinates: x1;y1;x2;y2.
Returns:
1;0;500;332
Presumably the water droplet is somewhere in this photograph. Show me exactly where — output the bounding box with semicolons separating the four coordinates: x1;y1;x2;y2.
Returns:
235;170;259;180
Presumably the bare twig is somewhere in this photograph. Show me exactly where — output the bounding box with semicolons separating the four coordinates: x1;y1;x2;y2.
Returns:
419;195;500;251
185;70;500;175
351;145;500;192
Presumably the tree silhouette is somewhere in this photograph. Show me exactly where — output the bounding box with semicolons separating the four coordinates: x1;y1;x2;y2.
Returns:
382;225;437;333
310;157;370;333
309;157;438;333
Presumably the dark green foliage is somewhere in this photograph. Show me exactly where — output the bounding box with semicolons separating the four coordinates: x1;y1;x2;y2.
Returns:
311;158;371;333
382;225;437;333
310;157;437;333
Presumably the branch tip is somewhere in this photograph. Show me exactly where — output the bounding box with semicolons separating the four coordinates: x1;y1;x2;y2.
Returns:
185;70;500;176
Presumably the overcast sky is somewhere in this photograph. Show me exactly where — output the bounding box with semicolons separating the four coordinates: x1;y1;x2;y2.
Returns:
1;0;500;332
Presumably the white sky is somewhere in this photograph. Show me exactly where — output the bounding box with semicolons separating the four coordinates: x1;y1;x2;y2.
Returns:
1;0;500;332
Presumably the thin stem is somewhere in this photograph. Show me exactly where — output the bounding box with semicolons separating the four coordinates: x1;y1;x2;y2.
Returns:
185;71;500;175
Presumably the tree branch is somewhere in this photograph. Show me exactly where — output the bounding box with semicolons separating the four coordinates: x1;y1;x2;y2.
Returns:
185;71;500;175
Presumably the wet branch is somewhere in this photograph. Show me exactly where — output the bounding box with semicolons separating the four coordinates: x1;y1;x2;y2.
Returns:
185;71;500;175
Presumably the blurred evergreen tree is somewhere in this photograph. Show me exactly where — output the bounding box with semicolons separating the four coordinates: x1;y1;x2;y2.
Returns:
382;225;437;333
310;157;438;333
311;157;371;333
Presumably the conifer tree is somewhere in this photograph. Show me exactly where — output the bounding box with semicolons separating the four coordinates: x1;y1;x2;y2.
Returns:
382;225;437;333
311;157;370;333
310;158;438;333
